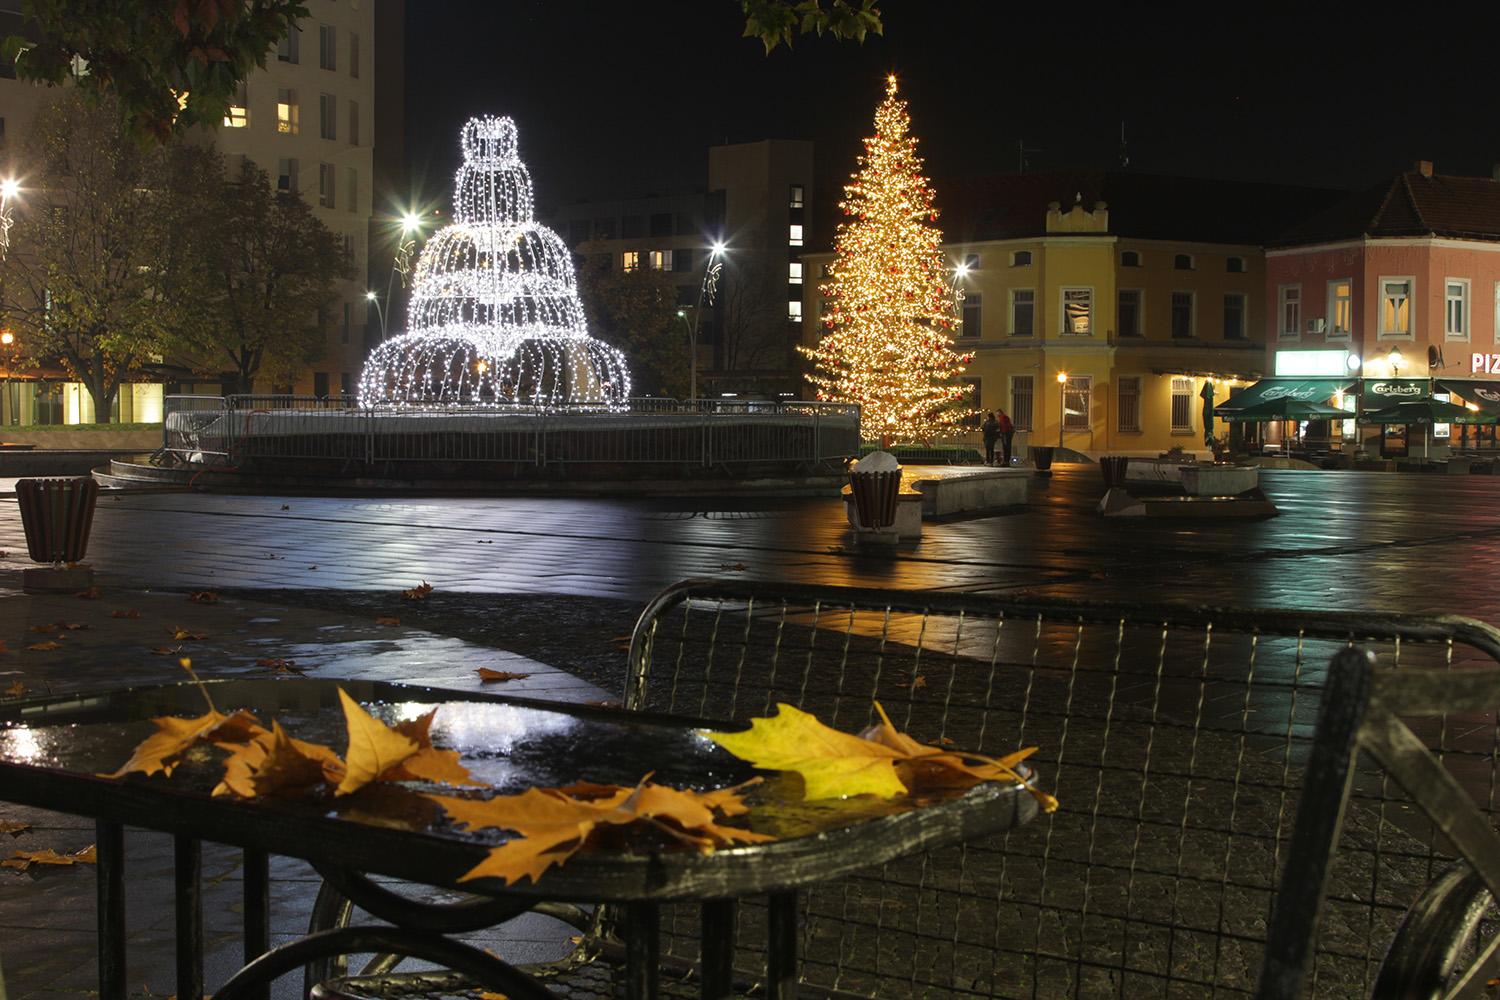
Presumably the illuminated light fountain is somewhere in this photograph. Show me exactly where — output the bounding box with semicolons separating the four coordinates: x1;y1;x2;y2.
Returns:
359;116;630;409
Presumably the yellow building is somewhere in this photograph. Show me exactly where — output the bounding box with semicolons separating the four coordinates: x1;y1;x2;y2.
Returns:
800;171;1343;457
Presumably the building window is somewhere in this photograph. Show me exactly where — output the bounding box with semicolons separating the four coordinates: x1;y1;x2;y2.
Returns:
675;249;693;272
277;89;299;134
1227;256;1246;273
341;303;350;344
340;373;352;397
1011;250;1032;267
963;253;980;270
595;218;616;239
789;262;803;285
223;82;248;128
1063;376;1091;429
318;24;336;70
789;224;804;246
1380;277;1413;338
622;251;640;271
1010;375;1034;430
648;250;673;270
348;100;359;145
276;157;298;193
1279;284;1301;340
1011;289;1035;336
1062;287;1092;334
1170;376;1194;430
319;93;336;140
313;372;330;399
349;32;359;78
1120;250;1140;267
1118;376;1142;432
621;215;644;238
277;26;299;63
789;184;804;209
961;292;982;339
1171;291;1194;338
1224;293;1246;340
649;213;672;237
1174;254;1194;270
318;163;335;208
346;166;357;212
962;378;981;411
342;233;353;259
1447;279;1470;340
788;300;803;322
1117;290;1141;337
1325;279;1353;339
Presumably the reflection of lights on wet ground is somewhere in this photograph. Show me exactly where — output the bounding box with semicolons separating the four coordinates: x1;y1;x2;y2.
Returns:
392;702;577;755
0;726;45;764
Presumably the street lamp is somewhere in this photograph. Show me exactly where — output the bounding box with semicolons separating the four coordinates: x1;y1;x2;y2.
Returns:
1387;346;1404;377
365;290;386;341
685;242;725;403
1056;370;1069;448
1;177;20;259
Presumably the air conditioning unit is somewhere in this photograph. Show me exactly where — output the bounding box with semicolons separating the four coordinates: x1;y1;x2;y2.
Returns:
1306;318;1327;334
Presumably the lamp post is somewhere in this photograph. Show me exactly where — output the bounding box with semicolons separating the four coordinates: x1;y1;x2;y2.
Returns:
366;290;385;341
0;177;18;259
369;212;426;345
685;242;725;403
1056;370;1069;449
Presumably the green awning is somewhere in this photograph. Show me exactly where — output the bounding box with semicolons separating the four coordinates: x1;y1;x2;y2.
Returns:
1437;379;1500;418
1214;378;1352;416
1360;378;1431;406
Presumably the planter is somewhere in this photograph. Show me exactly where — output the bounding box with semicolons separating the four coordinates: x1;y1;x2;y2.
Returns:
849;469;901;529
17;477;99;565
1099;455;1130;488
1031;446;1055;475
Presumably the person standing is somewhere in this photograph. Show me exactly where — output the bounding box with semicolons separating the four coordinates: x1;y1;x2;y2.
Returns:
995;408;1015;467
981;411;1000;465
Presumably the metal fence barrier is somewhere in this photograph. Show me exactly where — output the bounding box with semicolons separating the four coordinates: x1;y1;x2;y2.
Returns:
160;396;860;471
625;580;1500;999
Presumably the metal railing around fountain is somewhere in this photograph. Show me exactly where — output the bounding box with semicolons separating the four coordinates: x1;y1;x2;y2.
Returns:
161;395;861;470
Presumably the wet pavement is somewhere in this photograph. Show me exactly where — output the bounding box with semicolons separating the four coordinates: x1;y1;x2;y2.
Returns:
2;464;1499;996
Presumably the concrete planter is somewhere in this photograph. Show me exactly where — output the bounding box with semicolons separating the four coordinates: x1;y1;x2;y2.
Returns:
1178;464;1259;497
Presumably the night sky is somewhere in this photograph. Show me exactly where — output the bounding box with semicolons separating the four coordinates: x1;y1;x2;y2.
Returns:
402;2;1496;213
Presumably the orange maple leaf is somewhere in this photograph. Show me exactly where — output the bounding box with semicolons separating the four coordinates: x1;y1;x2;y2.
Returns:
214;721;338;798
110;609;142;619
24;641;62;652
401;581;434;601
2;845;97;870
105;709;266;779
333;689;419;796
375;616;400;626
168;627;208;641
4;681;27;698
187;591;219;604
476;668;530;683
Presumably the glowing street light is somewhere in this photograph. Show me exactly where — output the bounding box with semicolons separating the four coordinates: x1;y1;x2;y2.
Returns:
0;331;13;347
366;289;387;341
686;240;727;402
1056;370;1069;448
1387;346;1405;377
0;176;19;258
401;212;422;234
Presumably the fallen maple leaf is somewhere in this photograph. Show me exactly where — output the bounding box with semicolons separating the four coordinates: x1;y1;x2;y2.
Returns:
0;640;8;654
28;623;58;634
704;703;1057;812
111;609;141;619
56;622;86;631
25;641;62;652
334;689;419;796
150;646;183;656
254;657;305;674
168;627;208;641
105;710;266;779
401;581;434;601
214;721;337;798
75;587;101;600
2;845;97;870
0;820;30;836
476;668;530;683
4;681;28;698
429;776;771;886
383;708;474;787
187;591;219;604
375;616;400;626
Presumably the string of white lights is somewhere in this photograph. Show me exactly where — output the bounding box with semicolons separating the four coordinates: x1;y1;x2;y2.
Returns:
359;116;631;409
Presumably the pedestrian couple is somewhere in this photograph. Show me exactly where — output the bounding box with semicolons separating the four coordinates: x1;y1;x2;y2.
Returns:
982;410;1014;466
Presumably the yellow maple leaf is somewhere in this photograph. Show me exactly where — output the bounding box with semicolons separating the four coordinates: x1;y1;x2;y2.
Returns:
704;703;908;800
214;722;335;798
105;709;266;779
384;708;474;786
334;689;419;796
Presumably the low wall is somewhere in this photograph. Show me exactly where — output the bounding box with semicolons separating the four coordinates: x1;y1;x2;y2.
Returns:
1;428;162;450
0;449;149;477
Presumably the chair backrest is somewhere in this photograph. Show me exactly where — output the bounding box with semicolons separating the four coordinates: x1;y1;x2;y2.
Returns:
626;579;1500;999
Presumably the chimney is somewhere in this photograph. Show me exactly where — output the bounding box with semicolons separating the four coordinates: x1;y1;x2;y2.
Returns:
1415;160;1435;177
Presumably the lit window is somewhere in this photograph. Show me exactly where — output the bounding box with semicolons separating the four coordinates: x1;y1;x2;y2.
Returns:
1061;288;1092;334
789;262;803;284
1012;250;1032;267
1063;376;1091;429
1170;377;1194;430
276;89;298;134
789;184;804;209
1446;279;1470;340
1380;278;1412;337
223;82;248;128
1279;285;1301;339
789;224;804;247
788;300;803;321
1327;280;1352;338
277;27;299;63
622;251;640;271
647;250;672;270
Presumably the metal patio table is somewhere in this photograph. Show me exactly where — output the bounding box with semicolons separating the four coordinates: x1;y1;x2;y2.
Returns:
0;677;1039;1000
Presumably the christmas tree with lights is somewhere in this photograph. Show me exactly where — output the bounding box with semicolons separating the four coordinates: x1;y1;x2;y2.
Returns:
800;75;972;444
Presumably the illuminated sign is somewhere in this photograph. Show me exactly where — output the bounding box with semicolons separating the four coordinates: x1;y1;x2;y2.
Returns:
1275;350;1352;377
1368;381;1424;398
1473;352;1500;374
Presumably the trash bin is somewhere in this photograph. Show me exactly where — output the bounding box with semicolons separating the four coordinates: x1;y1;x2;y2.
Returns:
17;477;99;565
1031;446;1055;475
1100;455;1130;488
849;451;901;530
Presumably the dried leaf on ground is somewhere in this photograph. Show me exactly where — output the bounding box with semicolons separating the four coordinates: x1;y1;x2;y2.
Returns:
476;668;530;683
401;581;434;601
429;776;771;885
111;609;142;619
705;702;1058;812
24;641;62;652
255;657;305;675
187;591;219;604
4;681;28;698
105;710;267;779
75;587;101;599
168;627;207;641
375;616;400;626
334;689;420;796
150;646;183;656
29;623;58;634
56;622;87;631
0;820;30;836
2;845;97;870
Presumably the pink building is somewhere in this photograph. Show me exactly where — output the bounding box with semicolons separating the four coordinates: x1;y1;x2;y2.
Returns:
1260;162;1500;455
